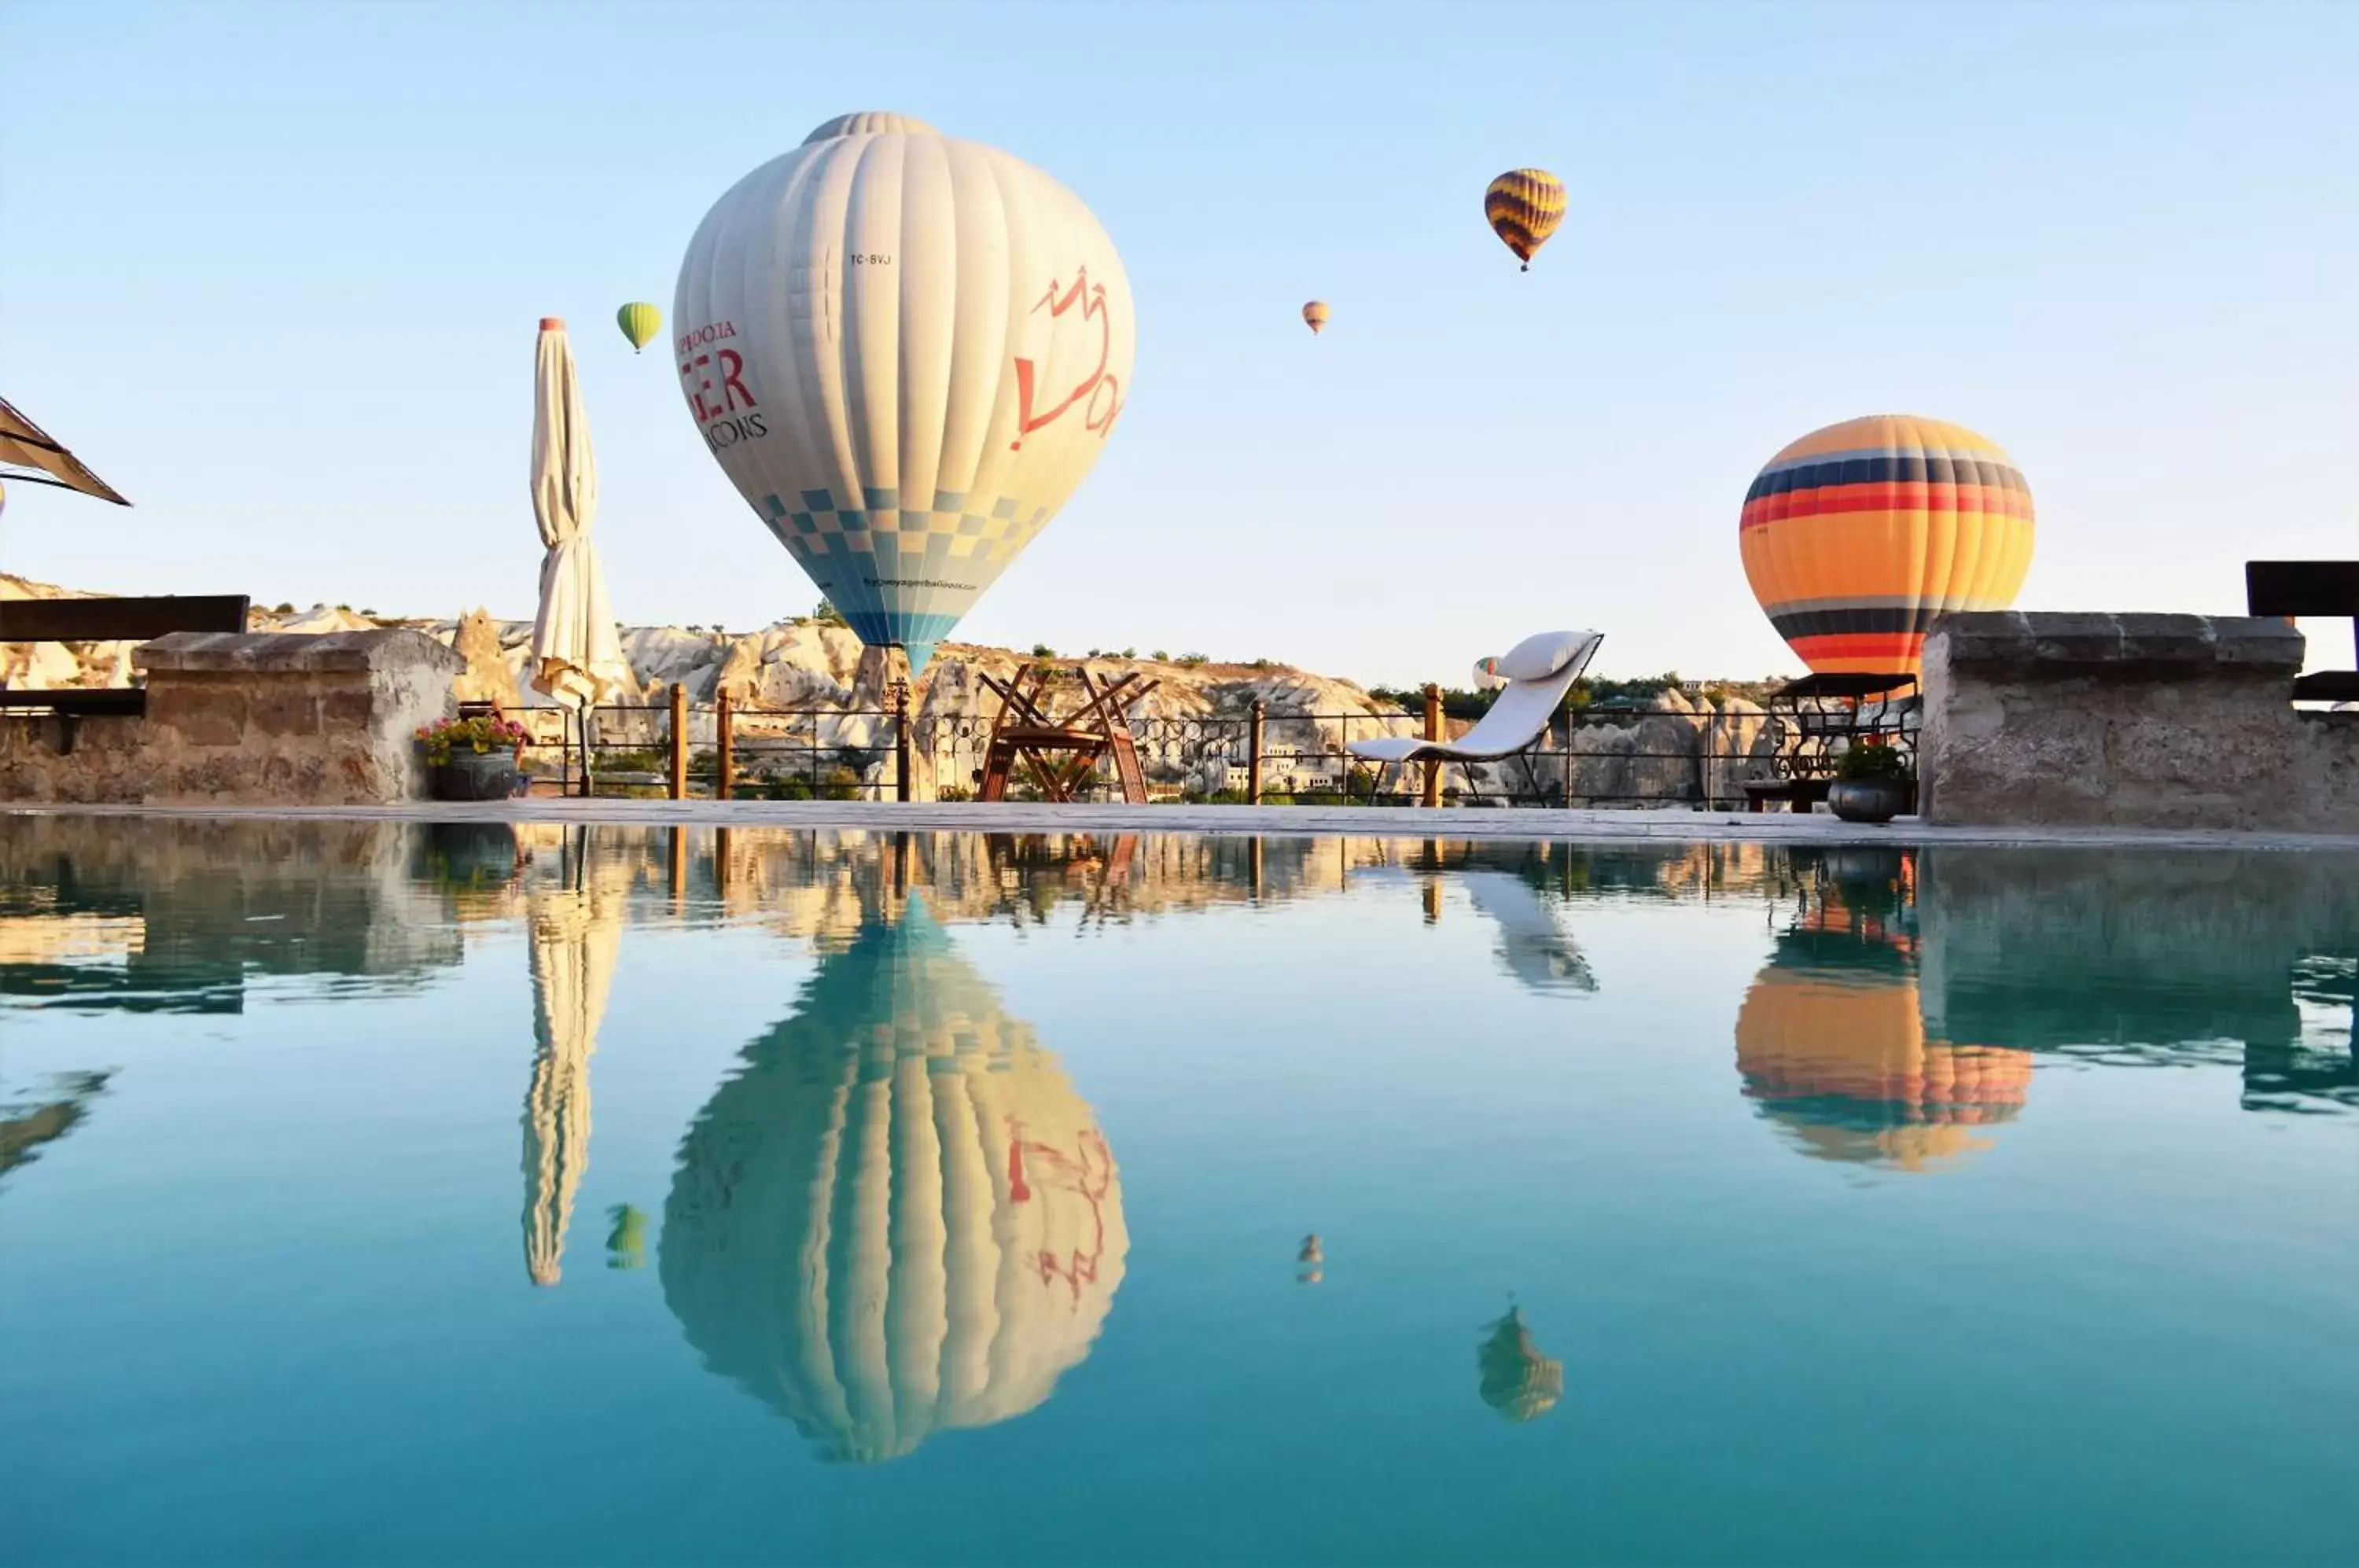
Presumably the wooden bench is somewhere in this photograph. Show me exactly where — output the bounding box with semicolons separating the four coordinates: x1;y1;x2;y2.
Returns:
0;596;251;743
2247;561;2359;704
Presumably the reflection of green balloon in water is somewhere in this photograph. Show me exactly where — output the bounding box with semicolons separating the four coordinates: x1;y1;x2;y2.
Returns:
661;897;1126;1462
605;1203;648;1270
1478;1306;1565;1423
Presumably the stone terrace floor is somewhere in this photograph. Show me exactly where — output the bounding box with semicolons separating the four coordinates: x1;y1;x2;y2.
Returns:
10;801;2359;850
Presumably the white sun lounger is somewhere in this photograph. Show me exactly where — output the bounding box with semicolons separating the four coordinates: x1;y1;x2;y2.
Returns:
1349;631;1604;794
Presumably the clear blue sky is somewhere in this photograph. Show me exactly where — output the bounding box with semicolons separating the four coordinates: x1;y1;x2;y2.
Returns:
6;1;2354;685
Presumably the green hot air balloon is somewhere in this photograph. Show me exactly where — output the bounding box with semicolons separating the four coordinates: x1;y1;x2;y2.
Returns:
615;302;661;355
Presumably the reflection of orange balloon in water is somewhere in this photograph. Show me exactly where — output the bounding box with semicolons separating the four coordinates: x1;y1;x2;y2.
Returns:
661;899;1125;1461
1735;965;2031;1172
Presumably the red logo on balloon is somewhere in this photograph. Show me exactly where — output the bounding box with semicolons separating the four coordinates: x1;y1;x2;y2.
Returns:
1010;268;1124;451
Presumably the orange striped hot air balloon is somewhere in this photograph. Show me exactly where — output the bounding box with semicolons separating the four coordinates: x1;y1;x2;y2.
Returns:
1739;414;2035;676
1484;168;1566;271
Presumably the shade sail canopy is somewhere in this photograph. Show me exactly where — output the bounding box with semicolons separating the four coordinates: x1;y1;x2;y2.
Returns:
0;395;130;505
528;320;628;707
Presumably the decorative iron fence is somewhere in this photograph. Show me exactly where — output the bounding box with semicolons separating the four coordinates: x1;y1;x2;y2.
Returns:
511;683;1919;810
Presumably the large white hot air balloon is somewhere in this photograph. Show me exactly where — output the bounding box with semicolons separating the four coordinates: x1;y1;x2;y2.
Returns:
674;112;1137;674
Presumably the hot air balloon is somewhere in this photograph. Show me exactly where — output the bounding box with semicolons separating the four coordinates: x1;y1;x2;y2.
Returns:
1302;300;1329;335
1740;414;2035;677
661;897;1126;1462
674;112;1136;675
1471;655;1506;691
1484;169;1565;271
614;302;661;355
1478;1306;1565;1422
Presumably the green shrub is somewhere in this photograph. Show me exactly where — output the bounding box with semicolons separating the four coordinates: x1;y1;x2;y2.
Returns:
1030;643;1058;659
1836;741;1909;782
1176;652;1209;668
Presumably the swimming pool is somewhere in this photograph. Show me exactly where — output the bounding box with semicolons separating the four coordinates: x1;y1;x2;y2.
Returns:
4;817;2353;1566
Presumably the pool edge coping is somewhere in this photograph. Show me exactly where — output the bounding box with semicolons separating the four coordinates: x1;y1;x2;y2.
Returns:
9;801;2359;852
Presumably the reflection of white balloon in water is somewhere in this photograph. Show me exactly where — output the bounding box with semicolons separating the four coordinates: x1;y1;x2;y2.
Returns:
661;897;1126;1461
673;112;1136;674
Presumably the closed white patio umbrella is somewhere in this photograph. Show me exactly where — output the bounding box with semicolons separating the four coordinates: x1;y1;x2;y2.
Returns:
529;318;629;791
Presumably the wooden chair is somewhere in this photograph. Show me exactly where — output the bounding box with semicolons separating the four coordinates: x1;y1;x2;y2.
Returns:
977;664;1157;804
2246;561;2359;703
0;595;249;750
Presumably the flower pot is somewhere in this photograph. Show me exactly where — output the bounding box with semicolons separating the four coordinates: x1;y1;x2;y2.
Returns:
1827;778;1910;824
428;748;520;802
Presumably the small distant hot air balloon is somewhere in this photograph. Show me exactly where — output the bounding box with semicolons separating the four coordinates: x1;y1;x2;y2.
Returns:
1471;655;1507;691
1478;1305;1565;1422
1297;1233;1324;1285
615;302;661;355
1302;300;1330;335
1484;169;1566;271
1740;414;2035;677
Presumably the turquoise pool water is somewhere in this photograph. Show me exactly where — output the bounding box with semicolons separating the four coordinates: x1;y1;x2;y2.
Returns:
2;818;2354;1566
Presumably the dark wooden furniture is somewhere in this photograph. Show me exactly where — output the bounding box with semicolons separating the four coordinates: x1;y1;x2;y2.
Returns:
0;596;249;738
977;664;1156;804
1746;672;1919;813
2246;561;2359;704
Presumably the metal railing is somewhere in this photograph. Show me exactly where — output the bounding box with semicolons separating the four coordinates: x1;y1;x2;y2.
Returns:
511;683;1919;809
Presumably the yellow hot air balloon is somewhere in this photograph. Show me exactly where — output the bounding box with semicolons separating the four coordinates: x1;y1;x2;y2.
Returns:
614;301;661;355
1740;414;2035;677
1484;168;1566;271
1301;300;1330;335
661;897;1125;1462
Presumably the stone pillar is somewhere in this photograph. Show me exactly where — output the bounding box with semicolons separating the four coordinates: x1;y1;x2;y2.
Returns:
1917;612;2324;830
134;630;464;804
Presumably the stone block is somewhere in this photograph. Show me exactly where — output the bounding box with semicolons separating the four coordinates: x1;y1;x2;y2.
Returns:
249;689;322;738
137;629;466;677
148;681;248;747
1920;610;2337;830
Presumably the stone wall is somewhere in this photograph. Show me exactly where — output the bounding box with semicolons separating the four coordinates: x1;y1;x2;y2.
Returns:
1919;611;2359;832
0;630;462;806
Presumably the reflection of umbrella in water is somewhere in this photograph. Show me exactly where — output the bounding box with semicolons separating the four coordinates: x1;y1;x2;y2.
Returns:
661;896;1126;1463
521;858;625;1285
1478;1305;1564;1423
1735;937;2031;1172
1455;871;1595;994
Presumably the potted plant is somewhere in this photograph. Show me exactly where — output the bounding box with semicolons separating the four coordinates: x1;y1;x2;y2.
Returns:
1827;740;1912;824
417;713;528;801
